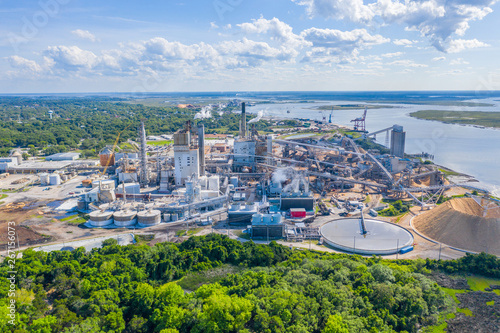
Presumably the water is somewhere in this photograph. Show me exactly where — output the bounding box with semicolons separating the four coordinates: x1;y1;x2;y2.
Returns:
247;97;500;196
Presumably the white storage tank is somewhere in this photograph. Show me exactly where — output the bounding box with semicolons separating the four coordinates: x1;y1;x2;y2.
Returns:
92;179;116;189
262;214;272;224
137;210;161;227
39;173;49;186
89;210;114;227
272;214;282;224
49;174;61;185
163;213;171;222
208;176;220;192
116;183;141;195
171;213;179;222
113;210;137;227
230;204;241;211
252;214;263;225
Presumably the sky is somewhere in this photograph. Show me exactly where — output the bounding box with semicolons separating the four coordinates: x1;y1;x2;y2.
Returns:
1;0;499;93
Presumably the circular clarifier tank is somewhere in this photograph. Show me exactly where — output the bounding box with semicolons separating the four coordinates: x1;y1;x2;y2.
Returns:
321;218;413;255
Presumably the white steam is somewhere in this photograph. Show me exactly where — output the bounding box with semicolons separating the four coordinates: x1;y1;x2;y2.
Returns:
194;105;213;119
272;167;310;194
248;109;266;124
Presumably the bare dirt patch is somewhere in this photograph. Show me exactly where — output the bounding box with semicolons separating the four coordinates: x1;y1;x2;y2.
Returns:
447;291;500;333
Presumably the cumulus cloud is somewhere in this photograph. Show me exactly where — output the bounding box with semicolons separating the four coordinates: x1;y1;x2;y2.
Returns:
393;39;417;46
450;57;469;65
382;52;403;58
71;29;98;42
293;0;497;52
388;59;428;68
432;56;446;61
7;55;44;74
44;45;99;70
446;38;490;53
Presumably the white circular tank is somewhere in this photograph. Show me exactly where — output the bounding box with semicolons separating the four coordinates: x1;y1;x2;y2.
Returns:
272;214;282;224
171;213;179;222
39;173;49;186
137;210;161;227
245;203;255;211
262;214;272;224
49;174;61;185
113;210;137;227
163;213;171;222
89;210;114;227
252;214;263;224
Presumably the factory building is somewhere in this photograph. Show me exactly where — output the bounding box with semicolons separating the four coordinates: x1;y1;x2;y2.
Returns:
280;194;315;213
45;152;80;161
250;213;285;239
233;140;256;172
390;125;406;158
228;203;258;225
174;130;200;186
0;157;18;172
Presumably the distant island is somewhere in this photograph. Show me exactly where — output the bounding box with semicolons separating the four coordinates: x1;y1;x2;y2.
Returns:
410;110;500;129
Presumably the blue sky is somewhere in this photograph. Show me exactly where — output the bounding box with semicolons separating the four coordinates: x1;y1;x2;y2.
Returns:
1;0;499;93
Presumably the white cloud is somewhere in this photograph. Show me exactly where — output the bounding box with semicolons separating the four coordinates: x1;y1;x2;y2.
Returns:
300;28;389;64
382;52;403;58
210;22;219;29
71;29;99;42
432;56;446;61
446;38;490;53
393;39;416;46
7;55;43;74
450;58;469;65
44;45;99;70
388;59;428;68
238;17;310;51
292;0;374;24
293;0;497;52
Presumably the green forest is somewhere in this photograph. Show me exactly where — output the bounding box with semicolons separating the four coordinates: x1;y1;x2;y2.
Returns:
0;97;296;157
410;110;500;129
1;234;499;333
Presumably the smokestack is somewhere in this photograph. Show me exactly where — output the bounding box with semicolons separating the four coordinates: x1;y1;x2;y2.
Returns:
240;102;247;138
198;124;205;176
139;121;149;187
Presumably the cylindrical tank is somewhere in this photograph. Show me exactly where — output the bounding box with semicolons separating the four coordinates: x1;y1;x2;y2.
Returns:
252;213;263;225
137;210;161;227
49;174;61;185
171;213;179;222
99;147;115;167
88;210;114;227
10;150;22;165
272;214;282;224
230;176;238;188
92;179;115;189
199;176;208;189
262;214;272;225
245;203;255;211
230;204;241;211
208;176;220;192
163;213;171;222
61;174;68;182
39;173;49;186
113;210;137;227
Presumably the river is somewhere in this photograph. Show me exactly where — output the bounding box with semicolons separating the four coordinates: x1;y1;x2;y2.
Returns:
247;98;500;196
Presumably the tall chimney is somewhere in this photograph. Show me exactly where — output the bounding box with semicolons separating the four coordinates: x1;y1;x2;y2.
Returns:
139;121;149;187
198;124;205;176
240;102;247;138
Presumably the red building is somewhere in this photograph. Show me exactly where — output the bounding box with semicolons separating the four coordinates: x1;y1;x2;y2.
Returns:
290;208;306;218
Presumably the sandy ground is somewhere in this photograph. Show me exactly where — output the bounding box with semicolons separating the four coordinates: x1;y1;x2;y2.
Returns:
413;198;500;255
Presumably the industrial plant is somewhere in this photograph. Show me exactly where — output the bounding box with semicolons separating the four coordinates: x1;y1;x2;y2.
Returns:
1;101;497;257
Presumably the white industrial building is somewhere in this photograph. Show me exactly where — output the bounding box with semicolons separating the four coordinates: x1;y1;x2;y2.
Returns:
173;131;199;186
45;152;81;161
0;157;18;172
234;140;256;171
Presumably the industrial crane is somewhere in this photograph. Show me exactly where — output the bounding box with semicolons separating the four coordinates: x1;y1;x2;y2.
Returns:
100;123;132;176
350;106;367;132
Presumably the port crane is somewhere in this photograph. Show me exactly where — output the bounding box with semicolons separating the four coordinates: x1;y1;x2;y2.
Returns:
350;106;367;132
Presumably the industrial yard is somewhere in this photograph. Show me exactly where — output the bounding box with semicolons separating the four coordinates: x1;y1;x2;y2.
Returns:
0;101;498;259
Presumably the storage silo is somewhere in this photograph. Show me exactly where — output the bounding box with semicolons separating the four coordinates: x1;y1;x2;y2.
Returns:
39;173;49;186
88;210;114;227
49;174;61;185
137;210;161;227
99;147;115;167
208;176;220;192
113;210;137;227
272;214;282;224
10;150;22;165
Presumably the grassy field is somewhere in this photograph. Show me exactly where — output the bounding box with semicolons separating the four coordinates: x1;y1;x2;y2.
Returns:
410;110;500;128
147;140;173;146
175;228;203;237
